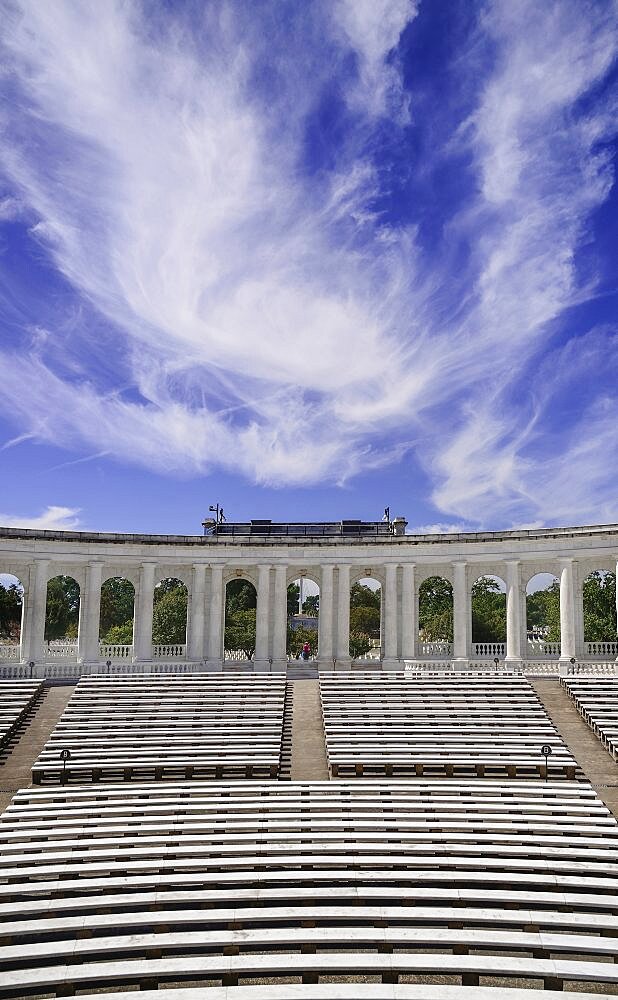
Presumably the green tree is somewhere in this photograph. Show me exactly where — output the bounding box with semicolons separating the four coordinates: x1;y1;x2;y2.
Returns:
526;581;560;642
350;583;381;610
225;609;257;659
0;582;22;638
287;625;318;658
99;578;135;638
226;580;257;615
302;593;319;615
471;576;506;642
349;632;372;658
583;570;616;640
418;576;453;642
44;576;80;640
287;583;300;616
349;605;380;637
102;622;133;644
152;587;188;644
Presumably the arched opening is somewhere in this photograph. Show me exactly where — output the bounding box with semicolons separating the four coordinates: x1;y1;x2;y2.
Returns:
471;575;506;651
225;578;257;661
583;570;616;654
45;575;80;657
350;577;381;660
99;577;136;649
288;577;319;660
418;576;453;656
0;573;24;660
526;573;560;655
152;578;188;652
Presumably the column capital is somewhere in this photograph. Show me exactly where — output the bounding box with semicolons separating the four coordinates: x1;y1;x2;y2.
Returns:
504;558;520;566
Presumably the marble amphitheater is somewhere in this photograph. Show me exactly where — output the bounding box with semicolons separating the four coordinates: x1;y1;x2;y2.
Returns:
0;517;617;998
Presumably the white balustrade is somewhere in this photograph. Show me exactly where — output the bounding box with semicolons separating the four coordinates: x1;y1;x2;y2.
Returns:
152;643;186;660
224;649;253;661
0;644;19;661
44;641;78;660
472;642;505;658
99;643;133;661
584;640;618;658
526;639;560;657
418;641;452;657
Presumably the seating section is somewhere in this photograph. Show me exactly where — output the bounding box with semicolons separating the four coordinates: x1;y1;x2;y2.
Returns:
561;676;618;760
31;674;286;783
0;780;617;996
0;680;43;750
320;673;578;778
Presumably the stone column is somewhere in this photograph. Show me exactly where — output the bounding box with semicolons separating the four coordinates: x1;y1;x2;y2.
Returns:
318;564;334;666
504;559;522;667
78;560;103;664
573;565;585;658
133;562;155;662
452;561;469;665
400;563;416;662
20;559;49;665
336;564;351;667
271;565;288;672
187;563;206;661
206;565;224;669
383;563;399;669
559;557;577;666
254;564;272;670
615;557;618;663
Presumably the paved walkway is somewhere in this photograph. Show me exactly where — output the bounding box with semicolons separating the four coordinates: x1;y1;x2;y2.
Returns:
289;680;329;780
0;684;74;813
532;678;618;817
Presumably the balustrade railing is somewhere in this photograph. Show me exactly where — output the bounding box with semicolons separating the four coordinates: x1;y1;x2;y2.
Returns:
224;649;253;661
418;641;452;657
44;641;78;660
152;643;186;660
584;641;618;658
472;642;505;657
0;643;19;661
98;643;133;660
526;640;560;657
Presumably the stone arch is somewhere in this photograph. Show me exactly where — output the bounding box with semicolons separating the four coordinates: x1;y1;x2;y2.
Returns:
152;577;188;645
418;574;453;649
44;575;80;643
350;575;381;660
470;574;506;644
525;572;560;651
288;573;319;659
99;576;136;643
224;576;257;661
582;568;616;642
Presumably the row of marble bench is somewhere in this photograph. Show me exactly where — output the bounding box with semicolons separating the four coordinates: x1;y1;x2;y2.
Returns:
0;780;617;996
319;673;578;778
561;676;618;761
32;674;286;783
0;680;43;750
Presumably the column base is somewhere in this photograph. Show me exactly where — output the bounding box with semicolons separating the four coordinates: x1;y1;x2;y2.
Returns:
382;657;402;671
452;657;469;670
559;656;578;674
269;658;288;673
317;656;337;671
504;657;523;672
251;658;274;673
204;658;223;672
333;656;352;671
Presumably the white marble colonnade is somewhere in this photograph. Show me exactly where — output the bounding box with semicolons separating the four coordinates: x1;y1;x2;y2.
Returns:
1;524;617;668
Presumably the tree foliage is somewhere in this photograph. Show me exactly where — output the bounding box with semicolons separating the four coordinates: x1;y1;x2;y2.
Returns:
152;586;187;644
287;625;318;657
0;582;22;639
225;609;257;659
226;579;257;615
302;593;319;615
526;581;560;642
349;605;380;637
583;570;616;641
102;622;133;644
287;583;300;616
350;583;380;610
349;632;373;658
471;576;506;642
418;576;453;642
44;576;80;640
99;577;135;640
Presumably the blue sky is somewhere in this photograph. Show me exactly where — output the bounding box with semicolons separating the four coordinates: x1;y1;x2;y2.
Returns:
0;0;616;535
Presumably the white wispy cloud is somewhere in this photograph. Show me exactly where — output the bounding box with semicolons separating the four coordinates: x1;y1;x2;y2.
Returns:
0;0;615;524
0;505;81;530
